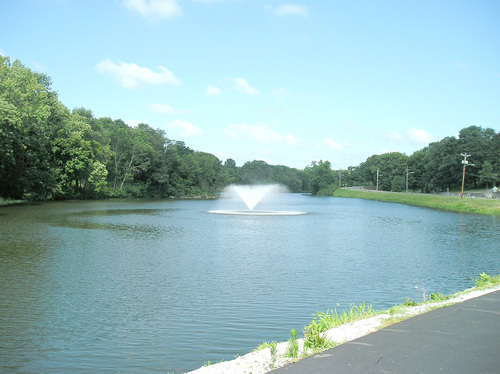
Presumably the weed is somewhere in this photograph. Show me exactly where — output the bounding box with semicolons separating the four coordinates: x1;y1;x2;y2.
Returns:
269;341;277;368
255;341;276;351
303;319;330;351
284;329;299;358
403;297;418;307
475;272;500;288
302;302;375;352
429;292;450;301
255;341;278;368
389;303;409;315
303;329;336;353
305;302;376;334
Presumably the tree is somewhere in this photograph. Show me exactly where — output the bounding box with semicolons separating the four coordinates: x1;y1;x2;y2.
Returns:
88;161;108;197
355;152;408;191
423;137;462;192
408;149;427;192
240;160;274;184
305;160;336;195
72;107;94;121
0;56;63;199
0;99;23;198
489;133;500;183
391;175;405;192
458;126;495;188
478;161;498;189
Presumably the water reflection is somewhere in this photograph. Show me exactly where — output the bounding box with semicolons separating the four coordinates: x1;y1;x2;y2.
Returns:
49;207;182;240
0;197;499;373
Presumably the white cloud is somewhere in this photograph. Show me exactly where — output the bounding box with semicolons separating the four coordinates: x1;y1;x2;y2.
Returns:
407;128;435;145
225;123;301;146
271;87;291;101
206;85;222;96
166;120;203;137
324;138;345;150
223;128;239;139
234;77;259;95
95;59;180;89
123;0;181;20
385;130;404;142
265;4;309;16
149;103;188;115
384;128;435;146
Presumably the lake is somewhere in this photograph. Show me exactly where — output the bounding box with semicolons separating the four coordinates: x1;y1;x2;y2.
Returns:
1;193;499;373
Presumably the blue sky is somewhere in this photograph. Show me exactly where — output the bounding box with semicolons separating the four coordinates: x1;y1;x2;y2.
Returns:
1;0;499;169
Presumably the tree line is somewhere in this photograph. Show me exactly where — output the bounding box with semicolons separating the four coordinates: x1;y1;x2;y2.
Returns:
340;125;499;194
0;56;498;201
0;56;309;200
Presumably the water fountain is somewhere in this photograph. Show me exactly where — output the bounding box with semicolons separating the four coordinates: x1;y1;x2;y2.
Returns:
208;184;306;216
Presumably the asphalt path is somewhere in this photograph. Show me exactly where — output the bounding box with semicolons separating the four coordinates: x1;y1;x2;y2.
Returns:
271;290;500;374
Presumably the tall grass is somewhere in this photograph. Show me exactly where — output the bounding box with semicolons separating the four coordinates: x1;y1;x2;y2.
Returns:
306;302;375;330
303;302;375;350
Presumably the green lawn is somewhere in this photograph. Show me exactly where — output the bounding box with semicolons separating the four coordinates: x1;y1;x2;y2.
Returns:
333;189;500;215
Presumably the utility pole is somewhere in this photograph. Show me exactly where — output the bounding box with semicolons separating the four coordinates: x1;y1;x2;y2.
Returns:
406;166;414;193
460;153;474;199
376;168;381;191
339;169;342;188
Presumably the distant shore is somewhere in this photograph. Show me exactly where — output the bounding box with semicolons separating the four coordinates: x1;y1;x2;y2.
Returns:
0;199;28;207
332;188;500;215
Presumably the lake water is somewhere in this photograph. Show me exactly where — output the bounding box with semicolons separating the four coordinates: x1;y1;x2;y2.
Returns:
1;194;499;373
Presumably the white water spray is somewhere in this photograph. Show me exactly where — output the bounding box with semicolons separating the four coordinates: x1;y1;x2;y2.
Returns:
208;184;306;216
226;184;282;211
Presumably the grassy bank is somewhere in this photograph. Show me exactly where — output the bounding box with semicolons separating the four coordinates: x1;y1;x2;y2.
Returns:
0;198;28;207
332;188;500;215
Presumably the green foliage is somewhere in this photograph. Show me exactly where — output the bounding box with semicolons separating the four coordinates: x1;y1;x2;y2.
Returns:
304;303;375;335
403;298;418;306
0;57;307;199
1;54;499;201
475;273;500;288
305;160;337;195
391;175;405;192
303;319;334;351
284;329;299;358
256;341;276;351
429;292;450;302
0;98;23;198
345;126;498;193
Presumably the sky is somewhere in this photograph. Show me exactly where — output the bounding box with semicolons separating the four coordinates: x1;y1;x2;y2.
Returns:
1;0;499;169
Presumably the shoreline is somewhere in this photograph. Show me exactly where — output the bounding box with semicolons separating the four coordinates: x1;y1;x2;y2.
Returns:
0;199;28;207
188;282;500;374
332;188;500;215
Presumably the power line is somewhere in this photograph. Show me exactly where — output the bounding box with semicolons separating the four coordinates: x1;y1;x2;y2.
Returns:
460;153;475;198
